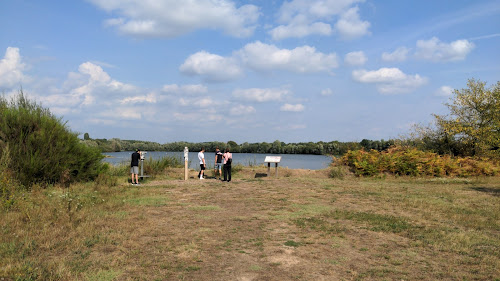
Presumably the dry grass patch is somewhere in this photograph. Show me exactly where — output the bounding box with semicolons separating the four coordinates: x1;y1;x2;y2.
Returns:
1;169;499;280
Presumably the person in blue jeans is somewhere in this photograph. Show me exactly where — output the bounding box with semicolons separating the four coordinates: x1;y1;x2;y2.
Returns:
214;147;223;180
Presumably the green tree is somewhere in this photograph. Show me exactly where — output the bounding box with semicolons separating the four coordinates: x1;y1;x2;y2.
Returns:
434;79;500;156
84;132;90;140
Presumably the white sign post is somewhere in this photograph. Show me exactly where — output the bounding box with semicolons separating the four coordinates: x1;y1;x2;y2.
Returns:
264;156;282;178
184;147;189;180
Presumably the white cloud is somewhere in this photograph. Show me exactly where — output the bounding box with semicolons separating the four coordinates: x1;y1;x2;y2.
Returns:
179;51;243;82
0;47;27;88
280;103;305;112
334;6;371;40
179;97;216;108
233;87;290;102
435;86;454;97
120;93;157;104
230;104;256;115
238;41;338;73
89;0;260;38
415;37;475;62
352;67;427;94
270;20;332;41
270;0;367;40
162;84;208;95
321;88;333;96
69;62;138;106
381;47;410;62
344;51;367;66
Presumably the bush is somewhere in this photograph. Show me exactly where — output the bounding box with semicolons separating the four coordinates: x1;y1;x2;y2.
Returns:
341;146;500;177
0;92;104;187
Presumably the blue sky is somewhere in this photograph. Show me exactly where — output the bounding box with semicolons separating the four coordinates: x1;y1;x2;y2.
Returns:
1;0;499;143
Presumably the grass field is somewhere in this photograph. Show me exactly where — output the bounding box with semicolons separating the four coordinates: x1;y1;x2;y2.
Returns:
1;167;499;280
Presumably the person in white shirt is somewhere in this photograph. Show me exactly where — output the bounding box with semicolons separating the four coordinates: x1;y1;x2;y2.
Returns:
198;148;206;180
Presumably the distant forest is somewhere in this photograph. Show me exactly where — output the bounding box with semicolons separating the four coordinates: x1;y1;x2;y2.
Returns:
81;133;395;155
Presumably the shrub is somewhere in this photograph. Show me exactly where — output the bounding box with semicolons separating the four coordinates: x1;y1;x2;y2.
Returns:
341;146;500;177
0;92;104;187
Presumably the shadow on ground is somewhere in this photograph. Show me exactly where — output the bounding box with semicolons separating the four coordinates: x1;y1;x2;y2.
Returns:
470;187;500;196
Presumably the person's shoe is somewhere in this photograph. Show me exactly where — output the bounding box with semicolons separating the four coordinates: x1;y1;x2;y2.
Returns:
136;182;140;185
200;177;204;180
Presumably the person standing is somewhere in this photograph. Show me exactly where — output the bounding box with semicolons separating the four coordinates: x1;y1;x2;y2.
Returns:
214;147;223;180
130;149;141;185
222;148;232;182
198;147;206;180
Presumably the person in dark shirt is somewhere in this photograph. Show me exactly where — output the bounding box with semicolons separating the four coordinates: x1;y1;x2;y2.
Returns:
214;147;223;180
131;149;141;185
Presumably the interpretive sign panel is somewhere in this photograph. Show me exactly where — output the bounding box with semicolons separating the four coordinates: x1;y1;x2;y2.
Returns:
264;156;282;163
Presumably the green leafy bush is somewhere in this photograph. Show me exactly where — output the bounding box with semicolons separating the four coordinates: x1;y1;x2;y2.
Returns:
0;92;104;187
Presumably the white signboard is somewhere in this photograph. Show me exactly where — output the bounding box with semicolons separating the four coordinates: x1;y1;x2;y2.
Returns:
264;156;281;163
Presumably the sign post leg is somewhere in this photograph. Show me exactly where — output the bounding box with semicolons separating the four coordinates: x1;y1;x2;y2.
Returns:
275;163;278;178
184;159;188;181
267;162;271;176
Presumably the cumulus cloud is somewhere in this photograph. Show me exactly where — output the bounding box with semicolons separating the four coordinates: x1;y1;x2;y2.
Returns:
89;0;260;38
238;41;338;73
435;86;454;97
269;17;332;40
381;47;410;62
344;51;367;66
69;62;138;105
280;103;305;112
0;47;27;88
179;51;243;82
180;41;339;81
352;67;427;94
162;84;208;95
270;0;368;40
233;87;290;102
334;6;371;40
415;37;475;62
230;104;256;115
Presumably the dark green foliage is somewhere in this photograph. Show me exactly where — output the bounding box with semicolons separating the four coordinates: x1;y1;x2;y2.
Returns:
0;92;104;187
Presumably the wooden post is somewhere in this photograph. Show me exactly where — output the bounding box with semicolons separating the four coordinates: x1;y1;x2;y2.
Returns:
275;163;278;177
267;162;271;176
184;147;189;181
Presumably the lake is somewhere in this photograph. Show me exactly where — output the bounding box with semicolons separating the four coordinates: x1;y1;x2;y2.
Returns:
103;151;333;170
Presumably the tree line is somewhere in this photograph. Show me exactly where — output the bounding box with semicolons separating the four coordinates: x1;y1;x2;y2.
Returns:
81;135;395;156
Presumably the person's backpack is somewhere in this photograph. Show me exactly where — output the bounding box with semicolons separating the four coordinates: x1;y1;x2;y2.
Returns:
226;157;232;165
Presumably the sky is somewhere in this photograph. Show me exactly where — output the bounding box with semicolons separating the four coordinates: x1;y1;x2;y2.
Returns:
1;0;499;144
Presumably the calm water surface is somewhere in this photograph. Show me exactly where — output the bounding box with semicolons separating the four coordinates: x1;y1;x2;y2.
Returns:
103;151;333;170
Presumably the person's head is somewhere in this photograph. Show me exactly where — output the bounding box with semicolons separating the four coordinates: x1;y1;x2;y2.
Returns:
215;146;219;151
136;149;140;152
201;147;205;152
226;148;230;153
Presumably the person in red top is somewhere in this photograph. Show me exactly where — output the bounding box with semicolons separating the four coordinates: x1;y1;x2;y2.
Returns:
222;148;232;182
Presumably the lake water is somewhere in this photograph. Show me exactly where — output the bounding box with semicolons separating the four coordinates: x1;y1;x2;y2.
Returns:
103;151;333;170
